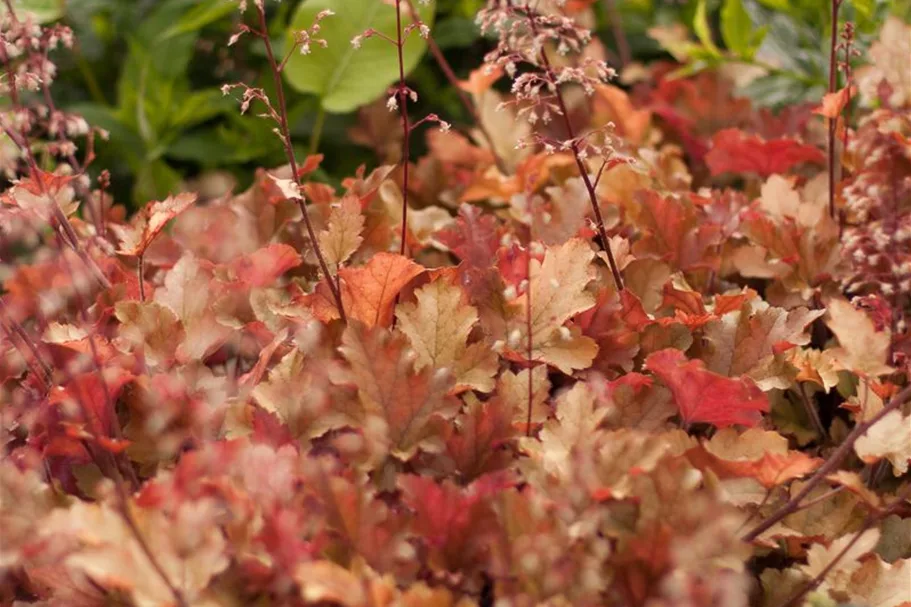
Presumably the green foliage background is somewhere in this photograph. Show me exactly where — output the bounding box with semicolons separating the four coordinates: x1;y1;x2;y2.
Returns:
3;0;901;206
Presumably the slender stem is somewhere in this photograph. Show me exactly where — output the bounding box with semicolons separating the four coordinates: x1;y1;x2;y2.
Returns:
254;9;346;324
826;0;841;223
395;0;410;258
782;485;911;607
522;9;624;290
784;520;869;607
0;300;52;387
54;231;140;490
788;485;844;515
278;40;302;73
743;383;911;542
98;171;109;239
0;30;110;289
114;481;189;607
839;26;854;182
526;242;534;438
308;106;326;155
36;46;101;233
798;382;827;441
592;158;608;190
402;0;507;175
137;252;146;302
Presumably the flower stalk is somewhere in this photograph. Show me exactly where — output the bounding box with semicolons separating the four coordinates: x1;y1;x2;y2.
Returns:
481;0;625;290
227;5;347;323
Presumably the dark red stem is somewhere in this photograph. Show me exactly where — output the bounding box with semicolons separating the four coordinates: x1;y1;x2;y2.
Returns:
255;8;346;324
743;382;911;542
521;4;624;290
395;0;411;258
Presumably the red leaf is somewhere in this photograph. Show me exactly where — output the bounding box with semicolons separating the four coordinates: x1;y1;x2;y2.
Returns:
399;473;510;571
436;203;500;270
44;369;134;453
633;191;723;271
444;396;515;482
661;283;706;317
644;348;769;428
705;129;825;177
226;244;302;288
251;407;297;448
296;153;324;178
619;289;651;331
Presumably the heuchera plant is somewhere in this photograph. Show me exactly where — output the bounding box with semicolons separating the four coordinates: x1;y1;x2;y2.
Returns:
1;0;910;606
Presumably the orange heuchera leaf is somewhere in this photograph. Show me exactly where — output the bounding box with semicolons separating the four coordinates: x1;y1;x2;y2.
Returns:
523;382;607;477
813;85;856;119
644;348;769;428
593;84;652;145
799;528;882;583
504;238;599;373
296;153;324;177
705;128;825;177
339;322;459;459
1;169;78;222
840;555;911;607
395;279;497;393
266;174;303;201
497;365;551;430
317;195;364;273
250;348;345;442
444;393;516;482
155;253;231;362
342;164;397;203
632;191;722;272
702;301;824;390
294;561;365;605
311;253;423;327
110;192;196;256
458;65;503;95
224;243;302;288
689;428;822;488
593;373;676;431
577;289;640;375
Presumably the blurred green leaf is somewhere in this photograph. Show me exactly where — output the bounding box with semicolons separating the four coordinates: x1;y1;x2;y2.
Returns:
454;0;484;18
134;158;182;204
433;16;479;49
740;72;823;108
852;0;876;19
159;0;237;40
169;89;234;131
755;0;791;11
0;0;63;23
693;0;722;56
721;0;766;59
284;0;435;113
